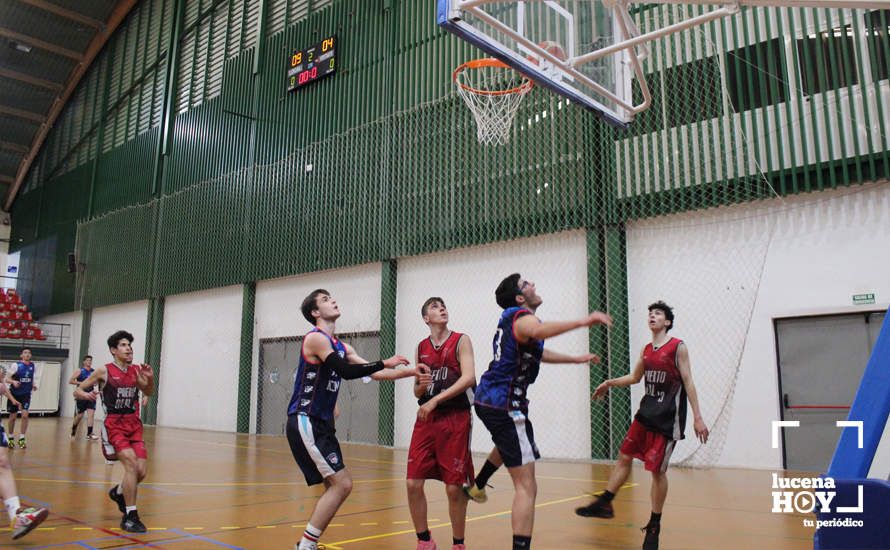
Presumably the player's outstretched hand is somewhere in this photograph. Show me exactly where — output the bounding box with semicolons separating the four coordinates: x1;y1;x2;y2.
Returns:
582;311;613;328
136;363;154;382
591;379;611;400
694;418;709;444
415;363;432;388
575;353;601;364
383;355;410;369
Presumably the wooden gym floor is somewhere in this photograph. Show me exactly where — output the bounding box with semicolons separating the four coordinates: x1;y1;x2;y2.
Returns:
0;418;812;549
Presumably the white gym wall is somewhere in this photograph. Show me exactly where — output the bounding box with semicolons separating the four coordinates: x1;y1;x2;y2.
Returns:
157;286;242;431
252;263;383;432
627;182;890;472
394;230;592;460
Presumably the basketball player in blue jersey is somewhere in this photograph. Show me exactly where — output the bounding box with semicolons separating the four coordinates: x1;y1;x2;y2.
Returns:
291;289;417;550
469;273;612;550
69;355;99;440
6;348;38;449
577;301;709;550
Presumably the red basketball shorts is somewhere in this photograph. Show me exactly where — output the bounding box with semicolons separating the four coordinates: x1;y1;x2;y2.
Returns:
619;419;676;473
407;408;474;486
103;413;147;460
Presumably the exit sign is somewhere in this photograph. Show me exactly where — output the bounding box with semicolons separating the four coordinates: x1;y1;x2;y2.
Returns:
852;293;875;305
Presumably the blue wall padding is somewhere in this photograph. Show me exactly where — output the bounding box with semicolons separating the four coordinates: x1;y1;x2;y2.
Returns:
828;309;890;479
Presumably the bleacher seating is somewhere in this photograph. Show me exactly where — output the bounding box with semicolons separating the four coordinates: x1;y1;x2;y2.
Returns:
0;288;46;342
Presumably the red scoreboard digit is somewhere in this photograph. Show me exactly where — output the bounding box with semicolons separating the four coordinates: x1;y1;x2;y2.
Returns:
287;35;337;92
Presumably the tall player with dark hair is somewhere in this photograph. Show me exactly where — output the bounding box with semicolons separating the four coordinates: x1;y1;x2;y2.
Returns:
292;289;417;550
407;297;476;550
469;274;612;550
74;330;154;533
576;301;709;550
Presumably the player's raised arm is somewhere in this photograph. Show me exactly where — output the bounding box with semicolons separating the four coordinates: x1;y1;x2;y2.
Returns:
541;349;601;365
514;310;612;344
593;350;645;400
135;364;154;396
342;341;414;381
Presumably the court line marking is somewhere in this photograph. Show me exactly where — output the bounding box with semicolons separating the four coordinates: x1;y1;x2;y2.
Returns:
16;476;404;487
327;493;590;546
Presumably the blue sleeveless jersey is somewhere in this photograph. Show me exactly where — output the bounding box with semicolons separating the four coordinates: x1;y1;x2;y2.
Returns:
474;307;544;412
287;329;346;420
77;367;94;392
11;361;35;396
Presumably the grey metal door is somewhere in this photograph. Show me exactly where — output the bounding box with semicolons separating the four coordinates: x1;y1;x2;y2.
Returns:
777;311;886;471
256;333;381;442
336;332;381;445
257;338;300;435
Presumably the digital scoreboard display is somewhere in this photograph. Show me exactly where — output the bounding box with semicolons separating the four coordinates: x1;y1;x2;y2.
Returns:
287;35;337;92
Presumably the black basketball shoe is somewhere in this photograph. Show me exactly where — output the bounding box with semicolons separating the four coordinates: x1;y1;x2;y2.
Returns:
108;485;126;514
641;521;661;550
574;498;614;518
121;510;147;533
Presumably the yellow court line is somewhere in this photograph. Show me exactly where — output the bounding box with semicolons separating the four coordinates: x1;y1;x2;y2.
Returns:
148;527;168;531
36;527;55;531
327;493;591;546
359;522;378;526
257;525;276;529
221;526;240;530
184;527;204;530
391;520;409;525
328;523;345;527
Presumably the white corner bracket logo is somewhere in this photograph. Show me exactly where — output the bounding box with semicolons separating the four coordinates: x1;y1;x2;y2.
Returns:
769;420;865;526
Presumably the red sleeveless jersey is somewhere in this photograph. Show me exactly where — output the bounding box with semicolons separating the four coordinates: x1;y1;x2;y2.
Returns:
102;362;140;415
416;331;472;411
635;337;687;440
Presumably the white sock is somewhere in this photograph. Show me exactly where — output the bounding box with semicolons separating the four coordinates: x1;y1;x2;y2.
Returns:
116;485;123;495
125;505;136;514
4;497;20;521
298;522;322;549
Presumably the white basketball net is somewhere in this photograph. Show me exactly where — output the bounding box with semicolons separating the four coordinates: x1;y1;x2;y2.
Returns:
454;59;533;146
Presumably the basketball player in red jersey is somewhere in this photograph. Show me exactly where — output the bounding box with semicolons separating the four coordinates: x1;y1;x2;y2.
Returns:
74;330;153;533
576;301;708;550
407;297;476;550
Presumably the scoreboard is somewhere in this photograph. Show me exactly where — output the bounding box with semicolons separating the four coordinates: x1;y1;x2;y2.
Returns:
287;35;337;92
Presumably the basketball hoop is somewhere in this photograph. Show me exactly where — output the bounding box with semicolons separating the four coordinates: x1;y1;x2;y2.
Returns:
453;58;533;146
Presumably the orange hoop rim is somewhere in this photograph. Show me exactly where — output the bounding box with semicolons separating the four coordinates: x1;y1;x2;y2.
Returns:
452;58;534;97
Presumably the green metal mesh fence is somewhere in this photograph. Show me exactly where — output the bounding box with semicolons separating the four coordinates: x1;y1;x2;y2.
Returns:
64;4;890;465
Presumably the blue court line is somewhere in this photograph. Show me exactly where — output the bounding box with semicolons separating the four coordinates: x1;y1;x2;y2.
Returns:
25;535;119;549
21;494;52;508
168;528;245;550
74;541;101;550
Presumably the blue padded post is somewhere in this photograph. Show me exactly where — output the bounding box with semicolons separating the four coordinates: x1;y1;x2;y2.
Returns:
827;309;890;479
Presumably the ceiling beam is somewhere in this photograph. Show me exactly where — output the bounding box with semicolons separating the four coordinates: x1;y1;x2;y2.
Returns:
0;27;84;61
4;0;140;211
0;105;46;124
0;67;64;92
0;142;29;155
16;0;105;30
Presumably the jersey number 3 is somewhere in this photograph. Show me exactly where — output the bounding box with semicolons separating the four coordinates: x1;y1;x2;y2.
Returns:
492;328;504;362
